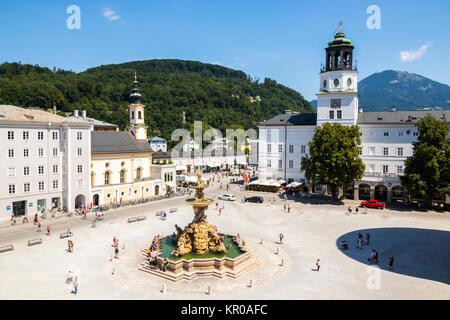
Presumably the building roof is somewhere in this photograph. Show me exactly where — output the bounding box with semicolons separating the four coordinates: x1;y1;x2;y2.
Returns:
67;115;117;129
259;113;317;127
152;148;245;159
0;105;90;125
91;131;153;155
357;110;450;124
148;136;167;142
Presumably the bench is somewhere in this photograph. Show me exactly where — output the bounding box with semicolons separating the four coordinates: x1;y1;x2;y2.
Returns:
136;215;146;221
0;244;14;253
59;232;71;239
169;208;178;213
27;238;43;246
127;217;137;223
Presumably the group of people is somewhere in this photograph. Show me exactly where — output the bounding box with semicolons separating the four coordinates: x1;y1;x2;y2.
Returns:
146;235;169;272
347;206;360;215
357;232;370;248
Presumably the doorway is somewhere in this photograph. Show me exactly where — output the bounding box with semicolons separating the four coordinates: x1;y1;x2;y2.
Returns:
13;201;26;217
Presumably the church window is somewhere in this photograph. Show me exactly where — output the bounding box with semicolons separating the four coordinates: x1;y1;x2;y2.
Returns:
138;111;142;119
337;110;342;119
104;172;110;185
131;111;135;119
329;110;334;119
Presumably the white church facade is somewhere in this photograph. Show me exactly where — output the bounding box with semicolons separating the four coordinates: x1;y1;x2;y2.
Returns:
258;29;450;203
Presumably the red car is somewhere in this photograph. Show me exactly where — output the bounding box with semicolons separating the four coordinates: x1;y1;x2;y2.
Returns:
360;200;385;209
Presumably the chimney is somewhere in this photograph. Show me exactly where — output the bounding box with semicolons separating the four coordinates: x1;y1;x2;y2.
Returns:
81;110;87;118
391;106;396;112
359;107;363;113
73;110;79;117
285;110;291;115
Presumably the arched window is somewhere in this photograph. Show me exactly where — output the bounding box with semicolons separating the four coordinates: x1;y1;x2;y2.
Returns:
104;171;111;185
138;111;142;119
155;185;160;196
136;167;142;180
131;111;135;119
120;170;126;183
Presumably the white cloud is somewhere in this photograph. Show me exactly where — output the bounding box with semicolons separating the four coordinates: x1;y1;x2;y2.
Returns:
103;8;121;21
400;42;433;62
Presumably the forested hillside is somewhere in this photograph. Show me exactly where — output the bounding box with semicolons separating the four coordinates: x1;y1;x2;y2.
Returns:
0;60;313;145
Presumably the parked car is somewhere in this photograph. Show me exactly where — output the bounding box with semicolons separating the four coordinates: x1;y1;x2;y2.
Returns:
219;194;236;201
244;196;264;203
360;200;385;209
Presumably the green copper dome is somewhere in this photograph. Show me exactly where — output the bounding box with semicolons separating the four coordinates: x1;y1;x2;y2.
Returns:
327;31;353;48
129;73;142;103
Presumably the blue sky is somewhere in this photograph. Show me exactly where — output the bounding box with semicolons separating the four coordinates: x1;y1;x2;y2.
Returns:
0;0;449;101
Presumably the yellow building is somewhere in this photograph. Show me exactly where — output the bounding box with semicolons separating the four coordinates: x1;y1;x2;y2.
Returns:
89;74;175;206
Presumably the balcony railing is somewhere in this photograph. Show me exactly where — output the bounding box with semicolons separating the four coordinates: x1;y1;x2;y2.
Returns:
363;172;402;178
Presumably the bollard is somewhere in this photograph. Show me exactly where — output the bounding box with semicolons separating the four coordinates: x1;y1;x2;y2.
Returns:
260;238;264;245
276;247;280;255
280;259;284;266
110;254;113;261
112;267;115;275
162;283;167;294
122;243;126;250
208;285;212;295
249;279;254;288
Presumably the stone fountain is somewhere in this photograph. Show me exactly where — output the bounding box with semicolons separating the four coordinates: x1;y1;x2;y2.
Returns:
171;170;227;256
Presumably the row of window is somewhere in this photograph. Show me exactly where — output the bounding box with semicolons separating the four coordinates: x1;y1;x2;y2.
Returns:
164;172;174;182
6;147;83;158
367;164;404;174
7;131;58;141
99;168;143;186
366;131;419;137
267;144;307;154
266;159;295;169
7;164;83;177
8;179;84;194
329;110;343;119
9;181;56;194
364;146;406;157
7;131;84;141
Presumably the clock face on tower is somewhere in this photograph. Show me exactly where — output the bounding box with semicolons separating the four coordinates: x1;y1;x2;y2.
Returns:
334;78;339;87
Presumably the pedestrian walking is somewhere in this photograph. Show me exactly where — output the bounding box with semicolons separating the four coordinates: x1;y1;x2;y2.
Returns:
283;203;286;212
68;240;73;253
389;256;394;270
71;277;79;295
46;225;50;236
348;206;352;215
279;233;284;244
287;204;291;213
315;259;320;271
365;233;370;245
37;222;41;232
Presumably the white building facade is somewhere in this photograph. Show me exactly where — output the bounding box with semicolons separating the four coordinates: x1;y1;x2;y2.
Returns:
258;30;450;203
0;105;92;223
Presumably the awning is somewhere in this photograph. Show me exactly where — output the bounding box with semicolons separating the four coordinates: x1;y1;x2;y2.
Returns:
277;179;286;184
286;182;303;188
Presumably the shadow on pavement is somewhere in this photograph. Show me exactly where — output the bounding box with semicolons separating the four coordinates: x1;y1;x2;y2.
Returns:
336;227;450;285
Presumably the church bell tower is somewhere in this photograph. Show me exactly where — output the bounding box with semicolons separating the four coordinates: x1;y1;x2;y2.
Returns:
128;73;148;140
316;23;359;126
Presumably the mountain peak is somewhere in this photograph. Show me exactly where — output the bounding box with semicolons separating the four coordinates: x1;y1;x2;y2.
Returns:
358;70;450;111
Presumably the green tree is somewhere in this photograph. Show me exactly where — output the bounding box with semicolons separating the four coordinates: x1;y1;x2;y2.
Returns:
301;123;365;197
400;114;450;207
